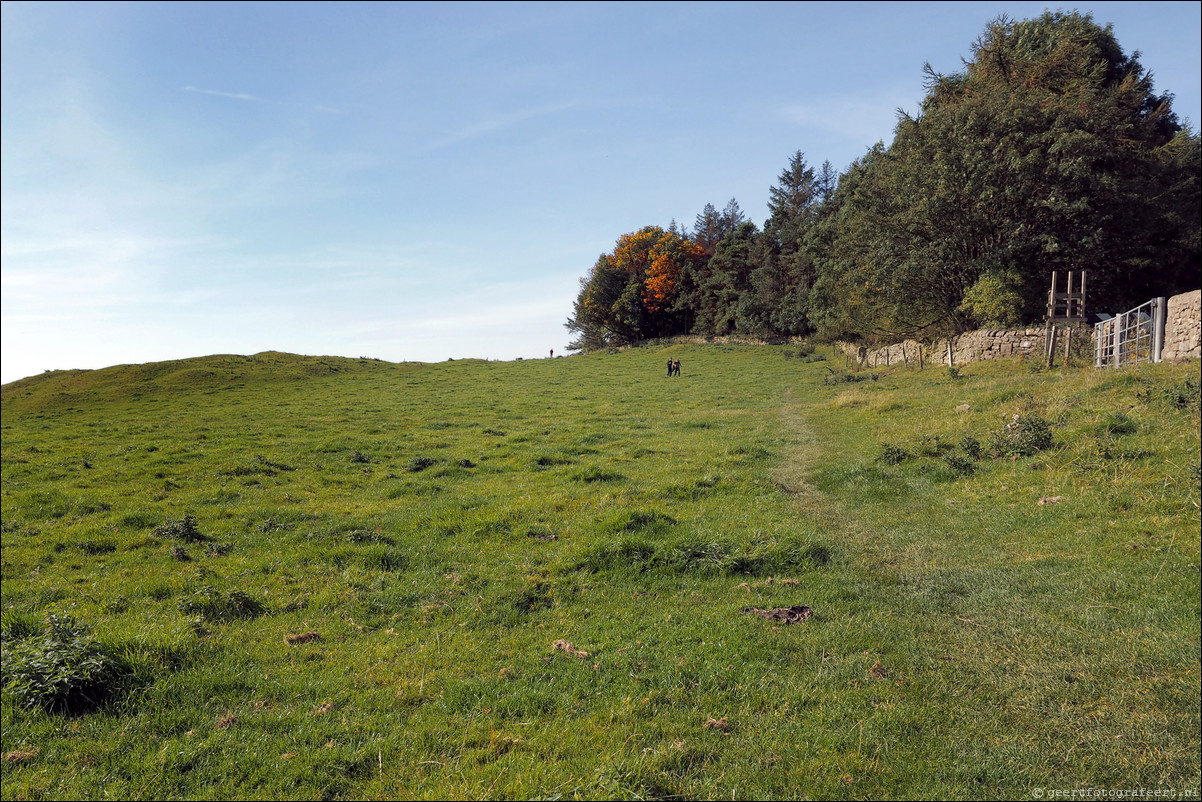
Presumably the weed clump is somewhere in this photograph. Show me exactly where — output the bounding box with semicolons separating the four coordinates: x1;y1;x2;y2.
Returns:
345;529;395;545
1;615;132;714
154;514;207;543
943;453;976;476
877;443;911;465
958;436;982;461
406;456;438;472
988;413;1053;457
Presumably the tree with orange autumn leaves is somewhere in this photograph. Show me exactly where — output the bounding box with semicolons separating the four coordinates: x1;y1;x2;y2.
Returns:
566;226;706;350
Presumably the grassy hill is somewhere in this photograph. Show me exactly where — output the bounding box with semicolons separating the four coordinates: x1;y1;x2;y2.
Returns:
2;345;1199;800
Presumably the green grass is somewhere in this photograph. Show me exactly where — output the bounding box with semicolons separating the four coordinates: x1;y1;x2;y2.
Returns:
2;347;1199;799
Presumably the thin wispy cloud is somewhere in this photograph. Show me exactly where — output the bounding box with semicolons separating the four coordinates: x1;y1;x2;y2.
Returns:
183;85;340;114
426;101;579;150
184;86;268;103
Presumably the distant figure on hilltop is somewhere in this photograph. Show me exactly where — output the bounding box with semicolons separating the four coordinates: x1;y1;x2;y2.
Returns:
550;349;553;358
673;359;681;377
667;358;674;377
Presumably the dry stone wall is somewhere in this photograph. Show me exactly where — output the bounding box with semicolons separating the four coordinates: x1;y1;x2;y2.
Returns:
836;328;1085;369
1162;289;1201;361
836;288;1201;368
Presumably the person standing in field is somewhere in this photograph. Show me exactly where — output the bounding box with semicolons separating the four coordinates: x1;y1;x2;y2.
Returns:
667;358;674;377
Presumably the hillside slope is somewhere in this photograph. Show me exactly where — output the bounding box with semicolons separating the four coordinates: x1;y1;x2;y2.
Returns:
2;347;1198;799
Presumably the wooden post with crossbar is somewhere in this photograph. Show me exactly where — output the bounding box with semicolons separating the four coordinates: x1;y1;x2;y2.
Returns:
1046;271;1087;367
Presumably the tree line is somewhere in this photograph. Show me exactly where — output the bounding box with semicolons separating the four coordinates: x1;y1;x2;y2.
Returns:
566;11;1200;352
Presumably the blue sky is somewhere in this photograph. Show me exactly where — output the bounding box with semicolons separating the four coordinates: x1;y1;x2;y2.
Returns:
2;1;1199;384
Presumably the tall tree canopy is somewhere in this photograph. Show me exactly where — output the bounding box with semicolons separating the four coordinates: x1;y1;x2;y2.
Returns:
746;151;827;337
811;11;1198;339
566;226;706;350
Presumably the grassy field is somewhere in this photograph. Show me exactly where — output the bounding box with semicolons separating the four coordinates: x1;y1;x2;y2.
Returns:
1;345;1199;800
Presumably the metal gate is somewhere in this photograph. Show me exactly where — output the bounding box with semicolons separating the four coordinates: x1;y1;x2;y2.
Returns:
1094;297;1166;367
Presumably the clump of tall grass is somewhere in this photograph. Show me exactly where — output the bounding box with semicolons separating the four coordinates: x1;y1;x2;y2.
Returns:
177;586;265;622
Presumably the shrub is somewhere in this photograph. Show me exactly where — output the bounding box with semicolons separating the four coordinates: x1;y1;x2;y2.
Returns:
1;615;131;714
988;413;1053;457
